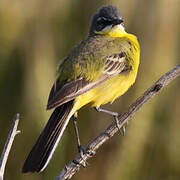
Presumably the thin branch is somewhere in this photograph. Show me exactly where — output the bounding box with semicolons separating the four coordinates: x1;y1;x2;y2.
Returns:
55;64;180;180
0;114;20;180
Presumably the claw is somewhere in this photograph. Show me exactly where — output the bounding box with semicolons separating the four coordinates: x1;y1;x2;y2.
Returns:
65;165;70;172
73;156;87;167
77;145;87;167
114;115;126;136
78;145;85;154
120;125;126;136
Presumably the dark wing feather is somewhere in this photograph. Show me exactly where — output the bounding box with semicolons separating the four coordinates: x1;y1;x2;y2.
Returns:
47;75;110;110
104;52;126;74
47;52;129;110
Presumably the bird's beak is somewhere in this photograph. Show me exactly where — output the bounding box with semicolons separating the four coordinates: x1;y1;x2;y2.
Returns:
112;19;124;26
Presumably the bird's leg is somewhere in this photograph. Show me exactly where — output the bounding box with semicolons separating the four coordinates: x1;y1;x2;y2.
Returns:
94;106;126;136
72;115;87;167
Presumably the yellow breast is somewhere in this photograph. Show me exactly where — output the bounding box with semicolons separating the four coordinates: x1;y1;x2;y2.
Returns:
73;29;140;111
74;67;138;109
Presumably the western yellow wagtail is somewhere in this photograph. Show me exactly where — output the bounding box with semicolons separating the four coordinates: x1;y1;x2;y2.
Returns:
22;5;140;173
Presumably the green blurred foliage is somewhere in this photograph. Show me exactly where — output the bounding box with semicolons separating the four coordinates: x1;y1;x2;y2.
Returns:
0;0;180;179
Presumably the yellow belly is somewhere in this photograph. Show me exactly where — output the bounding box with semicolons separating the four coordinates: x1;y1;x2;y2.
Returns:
73;70;137;111
73;31;140;112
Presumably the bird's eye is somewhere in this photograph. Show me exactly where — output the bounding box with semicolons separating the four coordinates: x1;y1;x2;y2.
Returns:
96;17;112;31
97;17;111;24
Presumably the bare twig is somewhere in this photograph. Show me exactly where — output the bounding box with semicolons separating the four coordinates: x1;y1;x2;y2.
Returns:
0;114;20;180
55;64;180;180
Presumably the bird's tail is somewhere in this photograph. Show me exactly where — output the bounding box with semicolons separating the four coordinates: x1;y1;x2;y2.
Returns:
22;100;74;173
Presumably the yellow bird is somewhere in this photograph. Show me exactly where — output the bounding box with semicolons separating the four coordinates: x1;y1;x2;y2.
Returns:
22;5;140;173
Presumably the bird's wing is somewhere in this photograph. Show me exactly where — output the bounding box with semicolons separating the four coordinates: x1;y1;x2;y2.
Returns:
47;52;130;110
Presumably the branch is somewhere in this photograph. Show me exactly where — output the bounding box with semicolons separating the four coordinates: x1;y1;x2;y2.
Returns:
0;114;20;180
55;64;180;180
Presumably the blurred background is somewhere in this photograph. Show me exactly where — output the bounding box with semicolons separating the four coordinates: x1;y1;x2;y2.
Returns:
0;0;180;179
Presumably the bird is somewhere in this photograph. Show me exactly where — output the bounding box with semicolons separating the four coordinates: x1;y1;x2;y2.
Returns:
22;5;140;173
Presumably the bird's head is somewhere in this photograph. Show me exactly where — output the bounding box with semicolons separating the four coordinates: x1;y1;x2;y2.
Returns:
90;5;125;37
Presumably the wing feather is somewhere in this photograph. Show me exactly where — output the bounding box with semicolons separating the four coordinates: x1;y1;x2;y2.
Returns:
47;52;129;110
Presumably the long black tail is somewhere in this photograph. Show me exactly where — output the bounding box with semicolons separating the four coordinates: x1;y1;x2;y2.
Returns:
22;101;74;173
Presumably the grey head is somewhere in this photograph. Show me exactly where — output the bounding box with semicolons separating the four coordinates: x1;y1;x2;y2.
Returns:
90;5;124;35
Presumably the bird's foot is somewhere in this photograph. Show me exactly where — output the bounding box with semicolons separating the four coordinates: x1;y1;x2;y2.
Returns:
73;145;87;167
114;114;127;136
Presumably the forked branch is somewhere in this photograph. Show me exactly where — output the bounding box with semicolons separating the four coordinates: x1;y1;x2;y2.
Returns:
0;114;20;180
55;64;180;180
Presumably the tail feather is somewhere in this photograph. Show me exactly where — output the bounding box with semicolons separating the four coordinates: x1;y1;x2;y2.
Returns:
22;101;74;173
